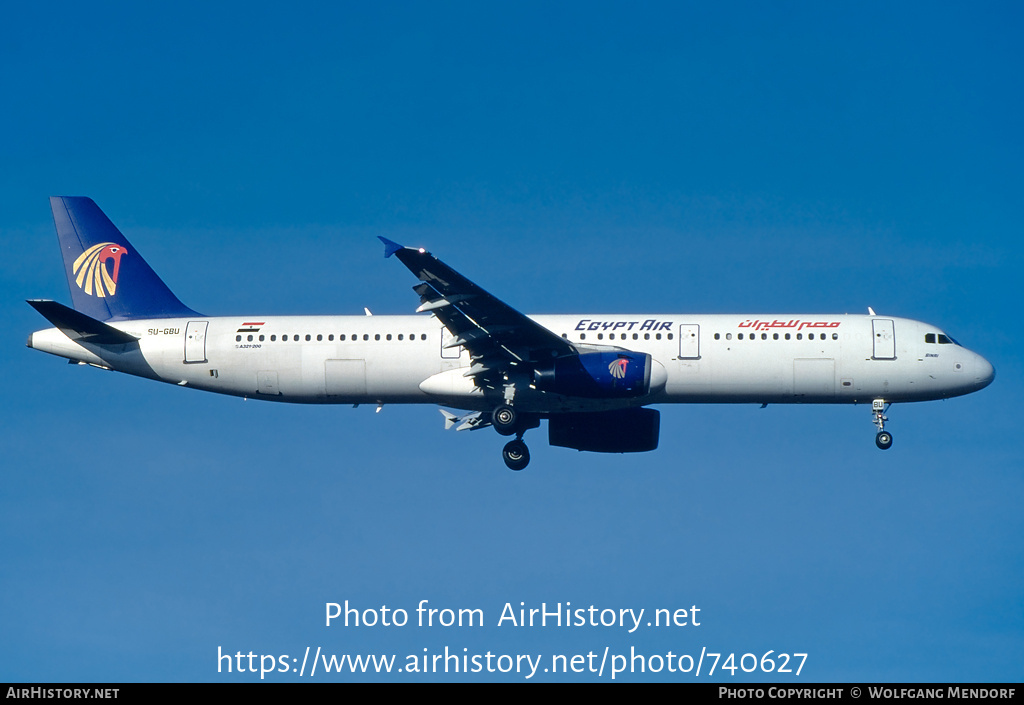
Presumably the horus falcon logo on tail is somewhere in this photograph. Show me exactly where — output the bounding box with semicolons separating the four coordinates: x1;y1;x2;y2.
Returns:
72;243;128;298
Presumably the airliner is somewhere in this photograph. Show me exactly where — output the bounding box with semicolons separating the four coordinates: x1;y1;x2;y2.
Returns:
27;197;995;470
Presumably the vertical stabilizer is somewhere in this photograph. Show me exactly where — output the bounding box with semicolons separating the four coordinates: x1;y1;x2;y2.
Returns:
50;197;201;321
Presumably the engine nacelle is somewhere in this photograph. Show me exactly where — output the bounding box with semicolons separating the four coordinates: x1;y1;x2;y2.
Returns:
533;351;652;398
548;408;660;453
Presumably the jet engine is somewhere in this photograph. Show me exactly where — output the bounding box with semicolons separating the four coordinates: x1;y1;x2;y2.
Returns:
533;351;653;398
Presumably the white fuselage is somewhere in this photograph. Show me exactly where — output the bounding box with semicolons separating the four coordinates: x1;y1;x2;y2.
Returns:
28;312;994;412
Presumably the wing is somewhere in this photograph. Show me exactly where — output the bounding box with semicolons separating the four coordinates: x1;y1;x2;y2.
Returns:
379;238;577;386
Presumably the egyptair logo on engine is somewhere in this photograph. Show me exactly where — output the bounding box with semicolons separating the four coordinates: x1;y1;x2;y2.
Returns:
72;243;128;298
609;358;630;379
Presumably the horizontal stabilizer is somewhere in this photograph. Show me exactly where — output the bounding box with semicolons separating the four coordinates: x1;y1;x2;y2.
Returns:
27;299;139;345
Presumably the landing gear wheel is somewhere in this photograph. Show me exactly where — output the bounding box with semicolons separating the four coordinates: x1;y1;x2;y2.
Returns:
492;404;518;436
871;399;892;450
502;439;530;471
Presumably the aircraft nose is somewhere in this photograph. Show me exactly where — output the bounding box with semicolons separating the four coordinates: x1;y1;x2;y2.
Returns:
974;355;995;390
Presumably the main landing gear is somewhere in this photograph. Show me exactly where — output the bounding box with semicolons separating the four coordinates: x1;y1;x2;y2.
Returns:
492;403;538;471
872;398;893;450
492;404;518;437
502;438;530;471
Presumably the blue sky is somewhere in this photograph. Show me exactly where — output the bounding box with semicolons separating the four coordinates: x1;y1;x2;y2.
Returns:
2;2;1022;682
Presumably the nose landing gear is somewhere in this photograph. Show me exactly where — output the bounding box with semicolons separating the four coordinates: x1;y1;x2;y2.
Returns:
872;399;893;450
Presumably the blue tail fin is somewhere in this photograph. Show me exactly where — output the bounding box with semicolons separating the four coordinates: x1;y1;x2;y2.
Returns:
50;197;201;321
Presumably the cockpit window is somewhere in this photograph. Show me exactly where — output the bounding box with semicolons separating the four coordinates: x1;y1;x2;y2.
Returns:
926;332;960;346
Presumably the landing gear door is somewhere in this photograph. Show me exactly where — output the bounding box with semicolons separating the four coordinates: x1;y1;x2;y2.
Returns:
872;319;896;360
184;321;208;364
